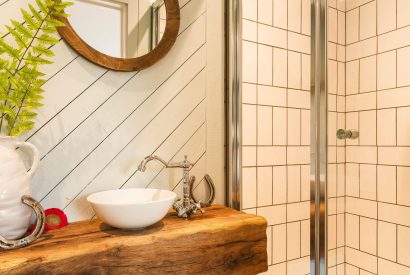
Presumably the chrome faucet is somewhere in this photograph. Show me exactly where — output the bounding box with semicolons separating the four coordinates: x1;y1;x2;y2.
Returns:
137;155;204;219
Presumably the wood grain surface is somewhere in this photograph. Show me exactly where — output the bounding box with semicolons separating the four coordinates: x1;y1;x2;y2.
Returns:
0;205;268;275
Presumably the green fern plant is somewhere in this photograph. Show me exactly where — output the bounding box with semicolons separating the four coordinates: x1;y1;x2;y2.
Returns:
0;0;73;136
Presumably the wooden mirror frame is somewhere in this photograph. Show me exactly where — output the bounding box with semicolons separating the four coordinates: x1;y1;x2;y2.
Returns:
57;0;180;72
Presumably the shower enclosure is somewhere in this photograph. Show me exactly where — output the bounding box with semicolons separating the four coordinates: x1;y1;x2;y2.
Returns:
227;0;410;274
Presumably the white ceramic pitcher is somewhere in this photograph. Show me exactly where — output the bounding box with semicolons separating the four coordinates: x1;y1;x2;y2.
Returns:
0;136;39;240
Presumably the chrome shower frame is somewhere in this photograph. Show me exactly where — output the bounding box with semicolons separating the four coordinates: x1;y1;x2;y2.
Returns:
226;0;328;274
226;0;242;210
310;0;328;274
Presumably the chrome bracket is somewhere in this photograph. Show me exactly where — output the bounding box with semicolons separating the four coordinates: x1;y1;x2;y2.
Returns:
0;196;45;250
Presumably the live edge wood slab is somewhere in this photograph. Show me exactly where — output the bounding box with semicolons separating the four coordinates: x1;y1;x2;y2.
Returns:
0;205;268;275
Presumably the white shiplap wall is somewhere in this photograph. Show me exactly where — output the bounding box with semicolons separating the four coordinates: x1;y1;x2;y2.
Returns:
0;0;225;222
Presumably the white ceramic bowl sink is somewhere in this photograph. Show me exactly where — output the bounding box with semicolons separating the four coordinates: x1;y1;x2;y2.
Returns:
87;189;177;229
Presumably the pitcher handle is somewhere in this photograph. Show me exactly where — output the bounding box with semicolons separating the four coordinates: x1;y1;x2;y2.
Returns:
15;141;40;179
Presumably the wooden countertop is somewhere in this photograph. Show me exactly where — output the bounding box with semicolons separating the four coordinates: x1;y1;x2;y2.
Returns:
0;205;268;275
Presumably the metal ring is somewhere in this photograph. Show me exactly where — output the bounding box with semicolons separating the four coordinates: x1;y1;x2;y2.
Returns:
190;174;216;208
0;196;45;250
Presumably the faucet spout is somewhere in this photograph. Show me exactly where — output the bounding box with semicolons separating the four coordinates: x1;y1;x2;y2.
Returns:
137;155;169;172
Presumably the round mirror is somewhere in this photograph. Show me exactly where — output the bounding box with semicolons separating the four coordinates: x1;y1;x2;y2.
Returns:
57;0;180;71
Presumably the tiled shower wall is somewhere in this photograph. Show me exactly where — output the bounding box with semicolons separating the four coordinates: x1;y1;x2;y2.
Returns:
344;0;410;274
241;0;311;273
328;0;347;274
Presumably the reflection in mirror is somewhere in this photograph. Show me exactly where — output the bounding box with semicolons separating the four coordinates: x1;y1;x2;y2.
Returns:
66;0;166;58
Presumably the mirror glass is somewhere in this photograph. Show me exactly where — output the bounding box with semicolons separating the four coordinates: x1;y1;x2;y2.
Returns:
66;0;166;58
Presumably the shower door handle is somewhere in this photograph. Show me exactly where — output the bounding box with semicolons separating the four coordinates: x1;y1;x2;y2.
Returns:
336;129;359;140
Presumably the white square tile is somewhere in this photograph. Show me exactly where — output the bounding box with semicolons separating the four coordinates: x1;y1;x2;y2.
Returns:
328;7;338;43
377;50;397;90
378;0;396;34
328;215;337;249
345;264;359;275
397;47;410;87
258;86;287;106
258;166;273;206
377;109;397;146
359;110;376;146
301;165;310;201
288;108;301;145
337;44;346;62
287;201;309;222
360;164;376;200
377;165;397;204
273;48;288;87
258;44;273;85
258;0;273;25
398;167;410;206
258;146;287;165
398;0;410;28
300;220;310;256
360;217;377;255
242;0;257;21
328;164;337;198
242;167;257;208
329;42;337;60
359;1;376;40
328;112;337;146
328;60;338;94
287;222;301;260
346;146;377;164
379;258;410;275
288;89;310;109
346;92;376;112
345;247;377;274
287;146;310;165
272;107;287;145
288;32;310;54
288;51;302;89
337;163;345;196
337;214;345;246
346;37;377;61
346;8;359;44
258;205;287;226
242;146;257;167
398;225;410;266
288;165;301;202
273;0;287;29
258;24;287;48
242;83;257;104
272;166;287;204
288;0;301;33
346;163;360;197
242;41;258;83
360;56;376;92
338;11;346;45
272;224;287;263
378;221;397;262
379;147;410;166
258;106;273;145
242;104;257;145
242;19;257;42
301;0;311;35
398;107;410;145
346;214;359;249
301;54;310;91
338;62;345;95
378;26;410;53
301;110;310;145
346;60;359;94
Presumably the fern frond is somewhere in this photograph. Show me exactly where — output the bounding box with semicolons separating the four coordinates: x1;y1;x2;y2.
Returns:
11;20;33;38
36;33;59;45
28;4;43;23
6;26;28;49
32;44;54;56
21;8;40;30
35;0;48;15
